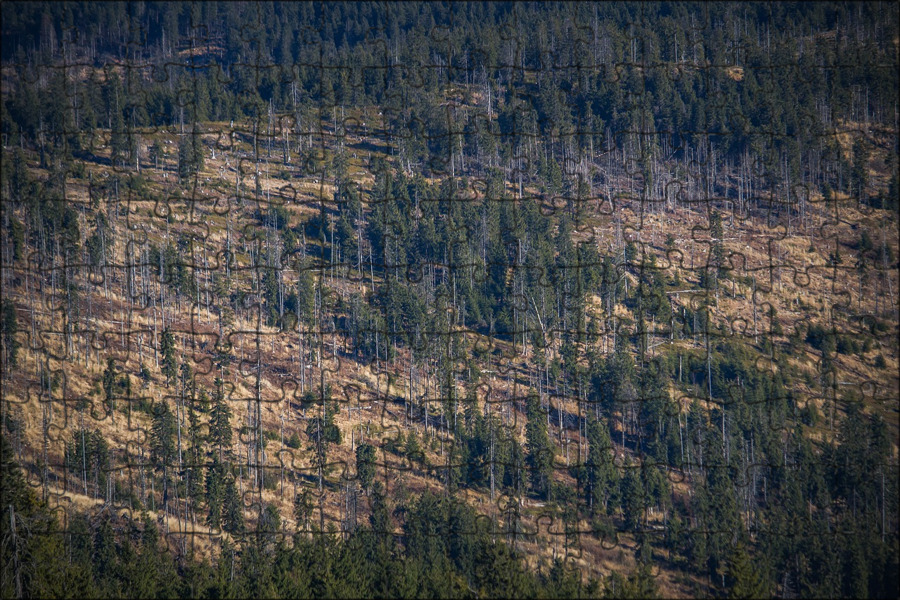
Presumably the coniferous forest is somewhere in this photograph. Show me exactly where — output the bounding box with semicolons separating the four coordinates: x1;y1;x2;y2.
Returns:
1;2;898;598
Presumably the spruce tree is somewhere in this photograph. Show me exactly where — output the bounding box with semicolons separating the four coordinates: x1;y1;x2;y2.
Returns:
293;489;314;535
356;443;377;494
159;328;177;387
205;457;225;530
102;358;117;413
621;458;645;532
1;297;20;374
586;414;617;514
727;543;768;599
525;390;553;500
222;474;244;535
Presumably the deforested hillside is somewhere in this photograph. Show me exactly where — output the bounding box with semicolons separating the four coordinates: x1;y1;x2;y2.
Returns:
1;3;898;598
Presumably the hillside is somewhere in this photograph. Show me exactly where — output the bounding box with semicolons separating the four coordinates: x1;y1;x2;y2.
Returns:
1;3;898;599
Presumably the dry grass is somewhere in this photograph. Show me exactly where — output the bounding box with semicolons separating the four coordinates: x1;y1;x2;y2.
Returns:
3;110;897;596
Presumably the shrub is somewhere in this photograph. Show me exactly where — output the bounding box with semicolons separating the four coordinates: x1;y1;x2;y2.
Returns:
836;336;858;355
806;323;835;354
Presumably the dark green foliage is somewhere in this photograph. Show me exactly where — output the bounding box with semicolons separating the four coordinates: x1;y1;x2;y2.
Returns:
285;431;302;449
177;127;204;183
852;139;870;201
620;459;645;532
727;543;768;599
209;378;233;460
159;328;177;386
585;414;618;515
601;562;658;599
1;297;19;372
64;428;110;498
1;436;82;598
1;446;601;598
293;489;314;534
403;431;424;468
222;472;244;535
355;443;377;493
295;263;317;325
150;402;176;471
149;239;198;299
101;358;119;413
306;396;342;490
205;457;226;530
525;391;554;500
806;322;836;354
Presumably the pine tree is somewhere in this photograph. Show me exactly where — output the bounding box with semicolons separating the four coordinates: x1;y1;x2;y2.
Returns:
296;264;316;325
159;328;177;387
109;104;128;168
222;474;244;535
150;402;176;513
404;431;424;471
208;378;233;461
586;414;617;514
602;561;658;599
727;543;768;599
704;210;725;291
621;458;645;532
852;138;869;201
102;358;117;413
525;390;553;500
293;489;314;535
177;133;199;184
259;503;281;548
150;403;177;470
1;298;21;374
191;125;204;173
64;429;110;499
356;443;377;493
306;398;341;490
1;436;69;598
205;457;225;530
185;389;204;509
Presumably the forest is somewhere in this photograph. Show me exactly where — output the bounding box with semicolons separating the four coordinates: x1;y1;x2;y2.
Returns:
1;2;898;598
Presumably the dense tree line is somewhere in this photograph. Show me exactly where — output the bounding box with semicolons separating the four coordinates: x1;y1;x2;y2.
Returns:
3;2;898;212
5;434;670;598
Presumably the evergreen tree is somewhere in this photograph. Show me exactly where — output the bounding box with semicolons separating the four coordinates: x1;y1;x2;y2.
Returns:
525;390;553;500
306;398;341;490
101;357;117;413
356;443;377;494
621;458;645;532
109;102;128;167
727;543;768;599
185;390;205;507
293;488;314;535
159;328;177;386
222;473;244;535
602;562;658;599
150;402;176;512
852;138;869;201
191;125;204;173
586;414;617;515
1;297;20;374
205;457;226;530
208;377;233;460
64;429;110;499
176;128;204;184
0;436;69;598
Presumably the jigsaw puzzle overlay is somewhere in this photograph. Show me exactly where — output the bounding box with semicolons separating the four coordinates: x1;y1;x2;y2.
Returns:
1;2;898;598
